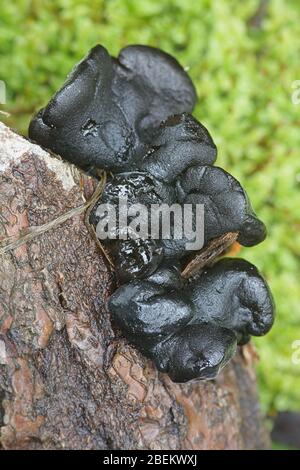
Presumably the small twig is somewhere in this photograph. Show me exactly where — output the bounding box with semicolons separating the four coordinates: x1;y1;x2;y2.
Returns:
0;110;10;117
181;232;238;279
0;172;107;257
84;172;115;269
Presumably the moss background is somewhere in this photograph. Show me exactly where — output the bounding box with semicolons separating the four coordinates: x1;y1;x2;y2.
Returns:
1;0;299;445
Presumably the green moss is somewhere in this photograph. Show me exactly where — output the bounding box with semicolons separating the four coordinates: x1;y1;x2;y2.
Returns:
1;0;299;415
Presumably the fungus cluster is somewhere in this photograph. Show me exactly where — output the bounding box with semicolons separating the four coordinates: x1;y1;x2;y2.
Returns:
29;45;275;382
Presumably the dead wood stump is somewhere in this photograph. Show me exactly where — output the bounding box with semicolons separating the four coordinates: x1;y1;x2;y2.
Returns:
0;122;270;450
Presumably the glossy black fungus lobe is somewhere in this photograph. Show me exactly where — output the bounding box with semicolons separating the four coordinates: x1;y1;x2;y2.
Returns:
29;45;196;175
89;166;266;279
29;44;275;383
177;164;267;247
109;259;275;382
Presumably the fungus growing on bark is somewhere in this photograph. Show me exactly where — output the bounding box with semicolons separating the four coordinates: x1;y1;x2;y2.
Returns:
29;44;275;382
109;259;274;382
29;45;196;175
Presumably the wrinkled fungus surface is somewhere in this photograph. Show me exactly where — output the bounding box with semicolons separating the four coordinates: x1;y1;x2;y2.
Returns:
29;44;275;382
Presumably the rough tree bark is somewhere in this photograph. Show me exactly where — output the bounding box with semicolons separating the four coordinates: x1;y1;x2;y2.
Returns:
0;122;270;450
